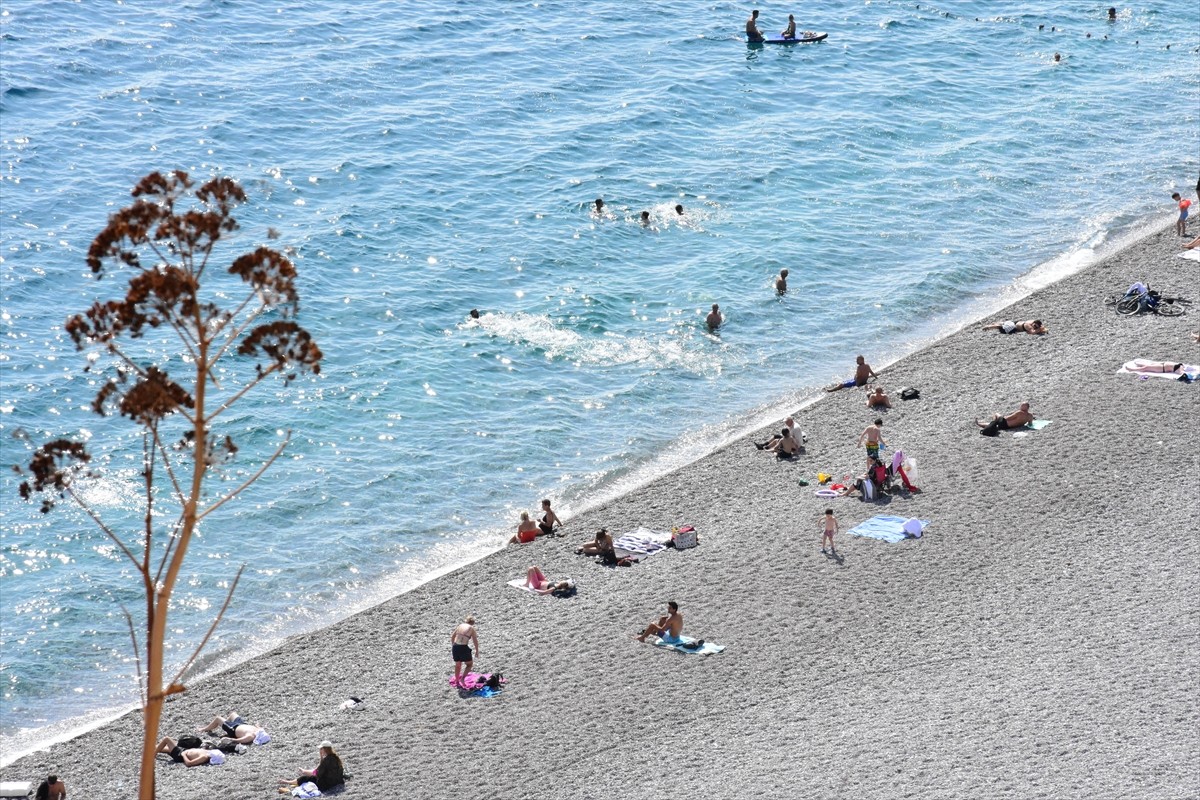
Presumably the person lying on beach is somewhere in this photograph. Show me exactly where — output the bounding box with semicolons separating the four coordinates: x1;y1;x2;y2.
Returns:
508;511;541;545
197;710;267;746
538;498;562;536
857;418;886;468
756;416;800;450
982;319;1047;335
524;566;574;595
1183;236;1200;250
450;616;480;687
867;388;892;409
278;741;345;795
976;402;1034;436
156;736;224;767
637;601;683;643
1122;360;1188;374
825;355;878;391
766;427;801;458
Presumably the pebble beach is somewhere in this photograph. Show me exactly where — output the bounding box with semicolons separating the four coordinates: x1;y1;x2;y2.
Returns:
3;225;1197;799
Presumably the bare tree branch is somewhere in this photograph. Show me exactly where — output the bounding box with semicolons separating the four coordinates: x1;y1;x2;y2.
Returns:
168;564;244;688
206;362;280;424
197;431;291;522
121;604;147;708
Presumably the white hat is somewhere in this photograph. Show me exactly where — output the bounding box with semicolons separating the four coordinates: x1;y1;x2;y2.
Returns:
319;740;334;749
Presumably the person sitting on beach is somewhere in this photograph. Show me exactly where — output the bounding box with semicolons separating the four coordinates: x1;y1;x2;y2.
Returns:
636;601;684;643
197;710;267;746
524;566;574;595
976;402;1034;436
35;775;66;800
756;416;800;450
766;427;801;458
867;388;892;409
508;511;540;545
857;418;886;468
982;319;1047;335
156;736;223;767
576;527;614;557
278;741;345;795
706;303;723;331
537;498;562;536
746;9;765;42
781;14;797;39
775;269;789;294
450;616;480;687
826;355;878;391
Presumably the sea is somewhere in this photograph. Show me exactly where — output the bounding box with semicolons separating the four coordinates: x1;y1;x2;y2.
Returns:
1;0;1196;763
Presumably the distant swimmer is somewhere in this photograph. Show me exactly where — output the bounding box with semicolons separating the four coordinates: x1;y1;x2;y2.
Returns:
594;198;605;214
746;9;765;42
675;204;684;215
1054;52;1061;62
640;210;651;226
781;14;796;40
469;309;480;319
1107;7;1117;20
775;268;789;294
706;303;723;330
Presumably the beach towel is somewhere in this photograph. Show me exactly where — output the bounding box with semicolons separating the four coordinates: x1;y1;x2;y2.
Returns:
1176;249;1200;262
612;528;672;558
1116;360;1199;380
291;782;321;799
1023;420;1052;430
507;578;538;593
648;634;726;655
847;515;930;543
254;730;271;745
450;672;507;696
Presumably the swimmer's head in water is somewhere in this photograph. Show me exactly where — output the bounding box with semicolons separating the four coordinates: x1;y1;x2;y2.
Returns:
780;268;789;277
712;303;719;312
675;204;684;214
751;9;759;18
469;309;480;319
640;210;650;221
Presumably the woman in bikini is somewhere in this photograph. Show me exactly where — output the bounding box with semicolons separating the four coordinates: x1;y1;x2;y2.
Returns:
524;566;573;595
537;498;562;536
508;511;540;544
450;616;479;687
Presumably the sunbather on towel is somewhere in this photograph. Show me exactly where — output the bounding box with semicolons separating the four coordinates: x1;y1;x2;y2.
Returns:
637;601;683;643
197;710;266;746
976;402;1033;436
1123;360;1187;374
156;736;223;767
278;741;345;795
524;566;573;594
982;319;1047;335
577;528;613;557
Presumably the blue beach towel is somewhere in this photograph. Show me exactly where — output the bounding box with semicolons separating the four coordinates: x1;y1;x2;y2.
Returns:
649;635;726;655
847;515;930;544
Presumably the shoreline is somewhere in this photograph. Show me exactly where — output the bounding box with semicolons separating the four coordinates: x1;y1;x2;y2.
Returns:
1;212;1189;775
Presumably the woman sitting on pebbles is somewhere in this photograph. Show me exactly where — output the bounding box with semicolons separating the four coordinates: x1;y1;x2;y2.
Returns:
278;741;344;796
982;319;1047;335
508;511;540;545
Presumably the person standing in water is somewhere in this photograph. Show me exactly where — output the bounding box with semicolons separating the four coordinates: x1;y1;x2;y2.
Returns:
775;269;789;294
746;9;765;42
706;303;723;331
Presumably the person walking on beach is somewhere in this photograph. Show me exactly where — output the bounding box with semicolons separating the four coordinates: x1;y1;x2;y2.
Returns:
826;355;878;391
508;511;540;544
637;601;683;643
746;9;765;42
775;268;789;294
976;402;1034;436
538;498;562;536
1172;192;1191;236
857;418;887;469
450;616;480;687
35;775;66;800
821;509;838;553
706;303;723;331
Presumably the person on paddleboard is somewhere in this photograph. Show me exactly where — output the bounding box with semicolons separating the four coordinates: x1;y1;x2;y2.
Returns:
746;9;765;42
781;14;796;40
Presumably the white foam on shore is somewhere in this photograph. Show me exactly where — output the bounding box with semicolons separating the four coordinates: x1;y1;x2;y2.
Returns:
3;213;1169;764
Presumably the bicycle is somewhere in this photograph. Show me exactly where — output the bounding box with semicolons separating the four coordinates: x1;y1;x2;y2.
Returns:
1103;283;1189;317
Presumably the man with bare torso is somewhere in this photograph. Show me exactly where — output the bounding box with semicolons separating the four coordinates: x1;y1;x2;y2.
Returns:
745;9;765;42
637;601;683;643
977;402;1034;436
826;355;878;391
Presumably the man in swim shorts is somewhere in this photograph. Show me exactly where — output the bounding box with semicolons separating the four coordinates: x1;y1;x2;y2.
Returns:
745;9;765;42
983;319;1047;335
637;601;683;643
857;418;886;469
197;710;267;746
156;736;223;767
976;402;1034;436
826;355;878;391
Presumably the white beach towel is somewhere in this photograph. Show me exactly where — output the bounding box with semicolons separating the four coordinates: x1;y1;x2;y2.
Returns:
612;528;672;556
1175;250;1200;262
649;634;726;655
507;578;539;593
1116;360;1199;379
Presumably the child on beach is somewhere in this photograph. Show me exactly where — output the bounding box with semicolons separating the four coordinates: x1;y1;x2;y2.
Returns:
1173;192;1191;236
857;418;886;469
821;509;838;553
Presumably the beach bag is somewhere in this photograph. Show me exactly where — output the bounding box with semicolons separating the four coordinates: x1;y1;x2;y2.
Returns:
550;580;577;598
900;388;920;400
672;527;699;549
177;735;202;750
291;782;321;799
484;673;504;690
857;476;876;501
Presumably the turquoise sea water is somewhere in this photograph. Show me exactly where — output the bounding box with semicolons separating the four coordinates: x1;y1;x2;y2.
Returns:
1;0;1197;758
